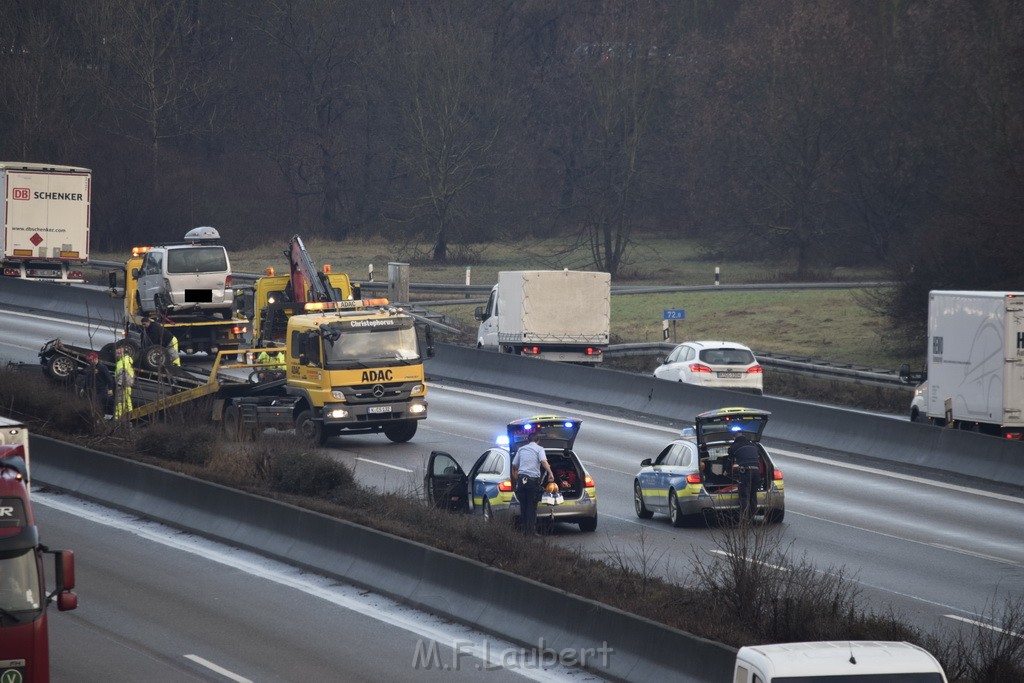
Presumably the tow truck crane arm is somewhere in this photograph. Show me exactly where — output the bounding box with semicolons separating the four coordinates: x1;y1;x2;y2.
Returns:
287;235;337;303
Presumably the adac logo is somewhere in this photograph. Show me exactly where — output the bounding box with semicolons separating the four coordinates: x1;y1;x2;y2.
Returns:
2;668;24;683
361;369;393;382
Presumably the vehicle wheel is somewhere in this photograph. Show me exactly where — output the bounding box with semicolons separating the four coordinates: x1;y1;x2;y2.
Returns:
634;481;653;519
296;409;326;445
578;515;597;532
482;499;493;523
669;490;686;528
764;507;786;524
383;420;417;443
154;294;170;315
135;292;146;314
118;340;140;363
142;345;168;370
45;354;77;383
910;406;921;423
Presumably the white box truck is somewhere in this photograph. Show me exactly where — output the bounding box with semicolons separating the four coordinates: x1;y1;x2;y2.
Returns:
916;290;1024;439
734;641;947;682
475;270;611;363
1;162;91;282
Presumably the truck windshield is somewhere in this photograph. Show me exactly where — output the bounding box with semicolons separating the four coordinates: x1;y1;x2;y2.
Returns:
322;324;420;365
0;550;42;613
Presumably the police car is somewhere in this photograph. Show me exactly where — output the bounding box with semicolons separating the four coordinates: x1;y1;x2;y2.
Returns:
633;407;785;526
424;416;598;532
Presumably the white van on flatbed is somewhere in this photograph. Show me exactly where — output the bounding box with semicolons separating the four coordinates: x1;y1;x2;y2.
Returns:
734;641;947;682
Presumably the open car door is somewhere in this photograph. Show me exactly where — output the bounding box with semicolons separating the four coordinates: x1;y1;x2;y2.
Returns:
424;451;469;512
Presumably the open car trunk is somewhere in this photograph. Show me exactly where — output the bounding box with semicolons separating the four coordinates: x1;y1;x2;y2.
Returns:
547;451;584;499
700;442;773;495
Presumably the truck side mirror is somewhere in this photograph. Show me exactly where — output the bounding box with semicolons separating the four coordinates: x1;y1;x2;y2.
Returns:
474;306;486;322
424;325;435;358
57;592;78;611
57;549;75;590
131;267;140;279
898;363;910;383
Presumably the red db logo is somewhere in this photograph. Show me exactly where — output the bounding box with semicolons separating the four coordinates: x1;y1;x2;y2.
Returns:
12;187;30;200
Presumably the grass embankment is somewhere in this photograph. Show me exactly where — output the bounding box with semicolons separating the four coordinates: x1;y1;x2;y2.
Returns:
3;368;1020;682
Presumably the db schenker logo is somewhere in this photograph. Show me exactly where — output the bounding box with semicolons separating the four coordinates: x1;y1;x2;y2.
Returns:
12;187;30;200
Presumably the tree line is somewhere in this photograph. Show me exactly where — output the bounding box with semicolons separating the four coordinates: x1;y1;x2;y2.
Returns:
2;0;1021;348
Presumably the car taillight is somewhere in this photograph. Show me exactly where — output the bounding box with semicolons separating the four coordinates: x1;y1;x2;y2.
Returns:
226;275;232;287
584;475;595;488
585;347;602;356
522;346;541;355
498;480;514;492
773;469;783;480
747;365;763;374
690;363;713;373
686;473;702;484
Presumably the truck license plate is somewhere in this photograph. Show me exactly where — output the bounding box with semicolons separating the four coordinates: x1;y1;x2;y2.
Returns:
718;372;741;379
368;406;393;414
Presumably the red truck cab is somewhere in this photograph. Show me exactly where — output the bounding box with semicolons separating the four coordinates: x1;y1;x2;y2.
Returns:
0;420;77;683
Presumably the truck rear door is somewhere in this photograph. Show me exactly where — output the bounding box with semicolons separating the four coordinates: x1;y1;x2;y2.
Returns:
1005;296;1024;429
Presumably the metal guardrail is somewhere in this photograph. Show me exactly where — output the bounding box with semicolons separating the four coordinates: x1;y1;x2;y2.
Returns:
604;342;919;390
85;260;911;388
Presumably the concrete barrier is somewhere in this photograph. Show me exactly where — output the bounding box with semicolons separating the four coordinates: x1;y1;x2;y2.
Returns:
30;435;737;682
425;344;1024;491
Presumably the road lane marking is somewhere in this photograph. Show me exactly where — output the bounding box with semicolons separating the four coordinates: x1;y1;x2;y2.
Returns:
794;511;1020;567
355;457;413;473
709;549;791;572
943;614;1020;636
184;655;253;683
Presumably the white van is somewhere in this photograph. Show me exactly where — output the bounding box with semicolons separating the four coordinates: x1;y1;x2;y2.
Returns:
134;227;234;318
734;641;947;682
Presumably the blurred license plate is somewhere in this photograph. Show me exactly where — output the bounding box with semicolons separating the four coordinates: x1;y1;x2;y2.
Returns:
368;406;392;414
718;372;741;379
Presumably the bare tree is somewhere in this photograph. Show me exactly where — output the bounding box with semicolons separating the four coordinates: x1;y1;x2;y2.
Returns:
77;0;223;192
0;0;84;162
552;2;680;276
385;1;514;263
703;1;866;278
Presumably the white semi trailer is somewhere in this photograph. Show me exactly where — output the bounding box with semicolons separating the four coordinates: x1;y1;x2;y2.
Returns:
914;290;1024;439
1;162;91;283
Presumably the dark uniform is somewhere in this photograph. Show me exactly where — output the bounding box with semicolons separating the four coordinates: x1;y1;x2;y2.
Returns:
78;355;115;415
728;434;762;519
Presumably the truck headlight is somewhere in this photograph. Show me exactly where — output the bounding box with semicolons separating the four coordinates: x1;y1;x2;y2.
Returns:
409;402;426;415
411;383;425;395
328;406;349;419
331;390;346;400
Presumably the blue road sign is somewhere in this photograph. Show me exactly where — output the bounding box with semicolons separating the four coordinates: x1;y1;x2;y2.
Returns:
663;309;686;320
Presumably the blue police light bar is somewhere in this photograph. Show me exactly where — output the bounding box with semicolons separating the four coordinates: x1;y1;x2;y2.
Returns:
563;421;574;428
495;434;510;448
730;424;742;432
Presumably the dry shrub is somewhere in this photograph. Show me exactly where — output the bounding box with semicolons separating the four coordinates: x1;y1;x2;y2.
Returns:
135;423;219;466
0;366;100;436
691;517;919;644
940;595;1024;683
254;445;354;497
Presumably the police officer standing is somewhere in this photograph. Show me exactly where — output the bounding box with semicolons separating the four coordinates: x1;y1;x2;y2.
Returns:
728;434;761;520
511;431;555;537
